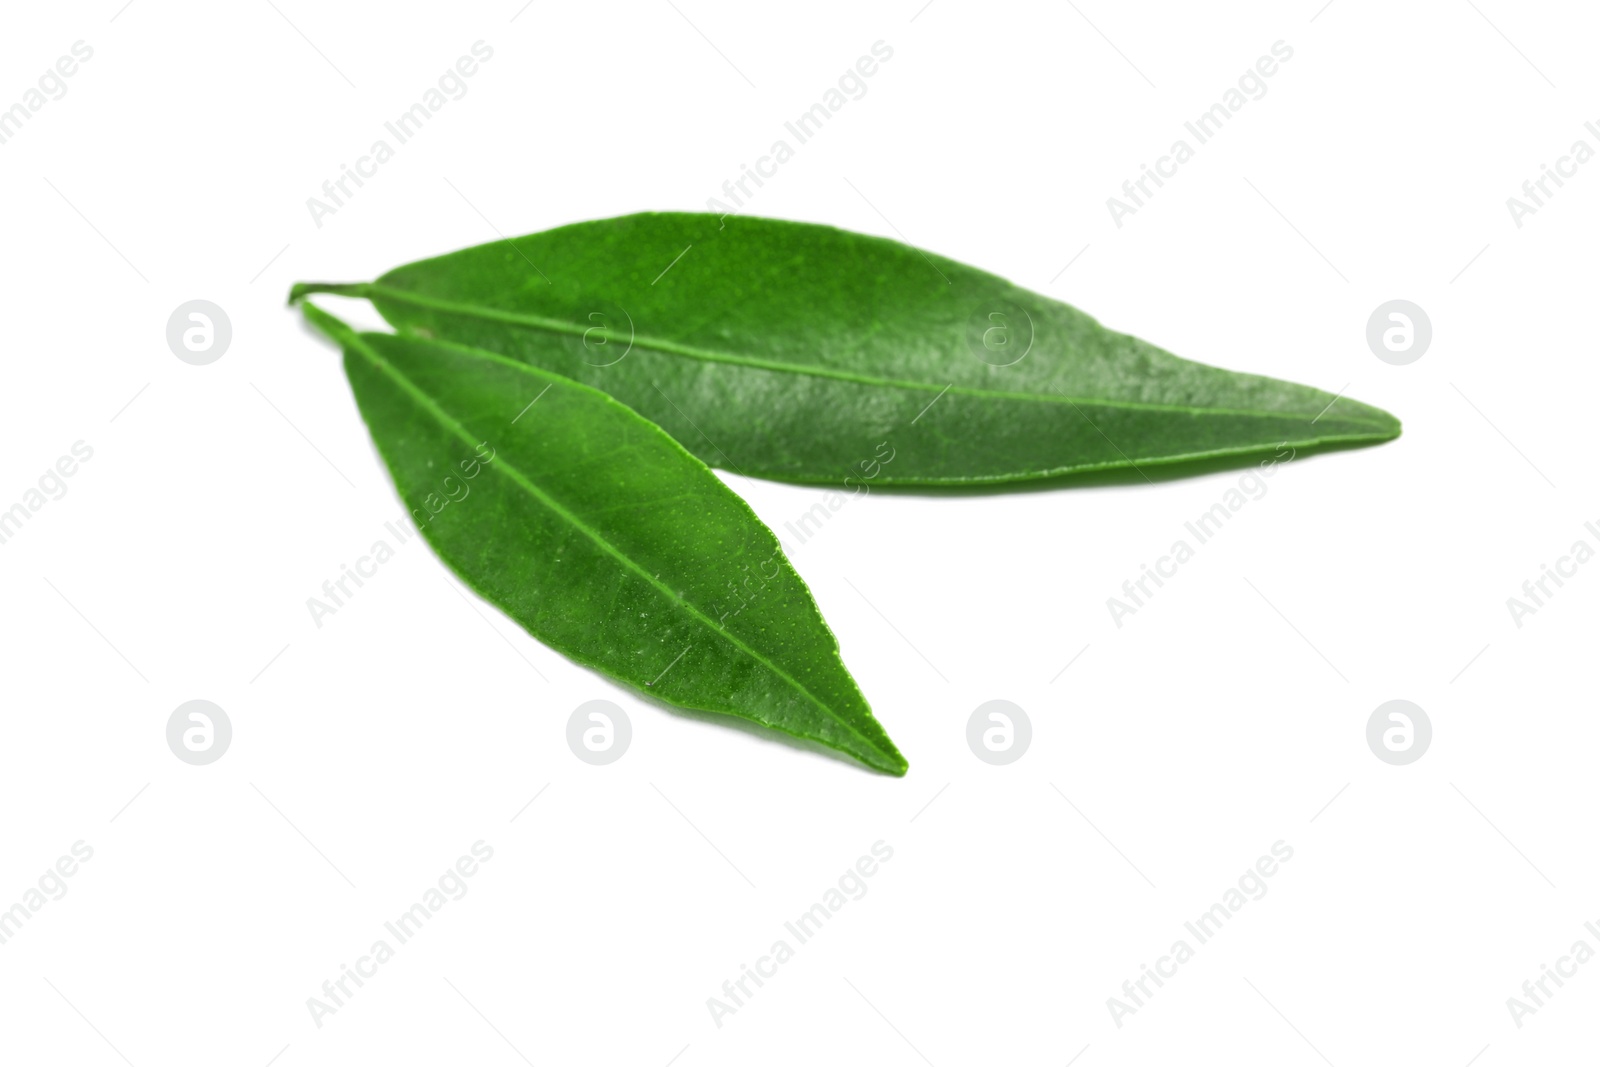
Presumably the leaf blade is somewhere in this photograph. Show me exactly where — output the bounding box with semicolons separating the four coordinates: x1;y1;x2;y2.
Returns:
301;303;906;775
299;212;1400;485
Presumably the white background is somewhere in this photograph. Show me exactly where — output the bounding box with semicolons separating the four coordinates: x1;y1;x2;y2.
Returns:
1;1;1595;1064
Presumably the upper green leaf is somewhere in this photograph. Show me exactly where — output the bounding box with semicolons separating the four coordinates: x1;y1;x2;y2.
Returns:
293;212;1400;487
299;302;906;775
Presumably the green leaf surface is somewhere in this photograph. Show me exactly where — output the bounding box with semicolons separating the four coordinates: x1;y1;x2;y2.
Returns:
293;212;1400;487
298;302;906;775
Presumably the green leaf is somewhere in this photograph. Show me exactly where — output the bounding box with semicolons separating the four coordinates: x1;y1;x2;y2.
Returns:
297;302;906;775
292;212;1400;487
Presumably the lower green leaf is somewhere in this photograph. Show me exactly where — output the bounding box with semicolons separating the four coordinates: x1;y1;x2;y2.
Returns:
300;302;906;775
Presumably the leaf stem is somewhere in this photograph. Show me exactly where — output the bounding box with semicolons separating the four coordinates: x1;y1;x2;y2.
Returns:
287;281;373;305
298;299;362;349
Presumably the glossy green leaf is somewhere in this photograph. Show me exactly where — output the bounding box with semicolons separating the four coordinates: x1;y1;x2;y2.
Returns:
297;302;906;775
293;212;1400;487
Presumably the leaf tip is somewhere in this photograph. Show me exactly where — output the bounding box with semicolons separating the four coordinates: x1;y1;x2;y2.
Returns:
863;741;909;777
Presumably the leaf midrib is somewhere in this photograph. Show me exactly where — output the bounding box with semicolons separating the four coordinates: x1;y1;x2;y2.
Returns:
359;281;1396;431
344;328;888;760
